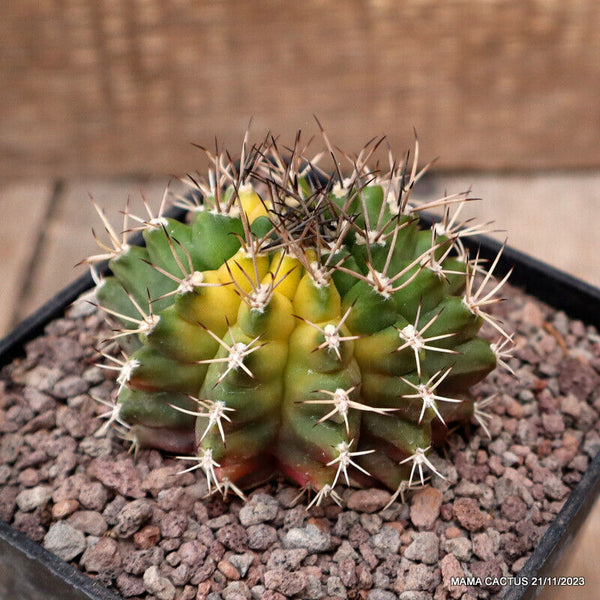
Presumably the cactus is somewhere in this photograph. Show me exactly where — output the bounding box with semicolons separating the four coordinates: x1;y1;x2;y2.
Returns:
86;130;512;506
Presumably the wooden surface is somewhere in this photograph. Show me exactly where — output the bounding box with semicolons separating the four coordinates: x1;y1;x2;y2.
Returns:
424;171;600;284
540;496;600;600
0;182;54;335
0;177;171;329
2;0;600;177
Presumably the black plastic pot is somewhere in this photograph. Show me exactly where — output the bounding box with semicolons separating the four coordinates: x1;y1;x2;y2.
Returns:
0;215;599;600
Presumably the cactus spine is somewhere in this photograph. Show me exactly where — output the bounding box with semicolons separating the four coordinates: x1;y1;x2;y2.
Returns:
86;130;511;505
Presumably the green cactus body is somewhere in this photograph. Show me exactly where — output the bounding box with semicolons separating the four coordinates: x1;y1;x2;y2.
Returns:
88;133;511;505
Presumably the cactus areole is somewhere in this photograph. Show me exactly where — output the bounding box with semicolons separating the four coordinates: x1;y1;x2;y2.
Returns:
86;131;512;507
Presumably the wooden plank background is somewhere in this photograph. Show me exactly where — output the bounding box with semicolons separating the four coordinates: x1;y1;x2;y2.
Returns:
2;0;600;178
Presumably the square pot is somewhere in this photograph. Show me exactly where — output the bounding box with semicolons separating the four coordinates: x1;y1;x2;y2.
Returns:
0;210;598;600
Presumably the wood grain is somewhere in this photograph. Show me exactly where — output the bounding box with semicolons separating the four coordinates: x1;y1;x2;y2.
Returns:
419;172;600;288
17;177;171;321
0;182;54;335
540;496;600;600
2;0;600;177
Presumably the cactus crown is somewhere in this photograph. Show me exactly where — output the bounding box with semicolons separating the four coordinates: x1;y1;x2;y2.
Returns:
86;129;512;506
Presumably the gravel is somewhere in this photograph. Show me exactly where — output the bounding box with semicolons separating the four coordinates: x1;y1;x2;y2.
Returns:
15;485;52;511
1;283;600;600
143;565;176;600
115;498;153;537
409;487;442;530
347;489;392;513
283;523;331;553
238;493;279;526
43;521;87;561
404;532;439;564
80;536;122;574
371;527;401;557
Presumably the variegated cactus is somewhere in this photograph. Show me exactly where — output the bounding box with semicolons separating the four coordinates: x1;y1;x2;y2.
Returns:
86;130;512;507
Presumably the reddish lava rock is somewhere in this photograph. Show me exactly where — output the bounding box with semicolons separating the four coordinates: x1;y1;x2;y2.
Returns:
500;495;527;522
134;525;161;549
559;357;599;398
410;487;443;530
87;458;145;499
453;497;489;532
346;489;391;513
441;554;467;599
